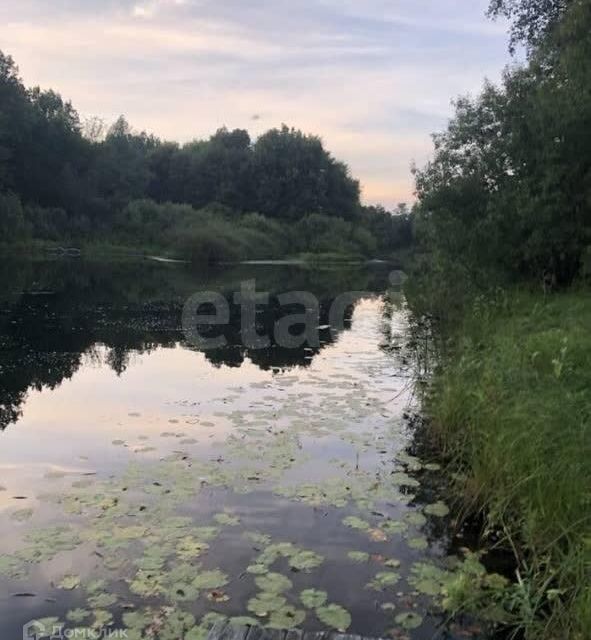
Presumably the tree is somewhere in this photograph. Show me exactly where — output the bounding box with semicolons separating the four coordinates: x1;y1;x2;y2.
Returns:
415;0;590;284
488;0;570;52
253;125;360;220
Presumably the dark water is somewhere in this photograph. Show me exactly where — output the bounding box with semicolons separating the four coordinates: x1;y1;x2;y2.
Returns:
0;259;482;640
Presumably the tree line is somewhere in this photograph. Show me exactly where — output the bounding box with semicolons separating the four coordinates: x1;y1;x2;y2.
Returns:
0;52;412;262
414;0;590;286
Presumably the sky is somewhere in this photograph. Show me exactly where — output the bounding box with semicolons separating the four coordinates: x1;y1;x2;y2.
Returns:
0;0;512;207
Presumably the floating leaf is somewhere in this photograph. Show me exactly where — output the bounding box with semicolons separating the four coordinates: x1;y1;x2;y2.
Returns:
248;593;288;617
316;604;351;631
405;512;427;527
300;589;327;609
424;501;450;518
213;513;240;526
367;571;401;591
289;550;323;572
67;609;91;624
30;618;62;637
230;617;259;627
246;564;269;575
92;610;113;629
88;592;117;608
193;569;228;590
268;606;306;629
347;551;369;563
391;472;420;488
407;536;429;550
384;558;401;568
85;579;107;595
186;627;208;640
342;516;370;531
129;570;165;597
255;572;292;593
244;532;272;547
192;526;219;541
412;577;441;596
57;575;81;590
11;508;34;522
167;581;200;602
177;537;210;561
380;520;408;535
395;612;423;630
159;610;196;640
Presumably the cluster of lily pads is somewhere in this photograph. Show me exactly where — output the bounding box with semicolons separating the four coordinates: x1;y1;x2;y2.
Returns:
0;302;503;639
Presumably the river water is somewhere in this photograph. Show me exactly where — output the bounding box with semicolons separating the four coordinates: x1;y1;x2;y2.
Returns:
0;259;482;640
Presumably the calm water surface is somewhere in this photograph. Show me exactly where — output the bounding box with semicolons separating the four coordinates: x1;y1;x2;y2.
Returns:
0;259;480;640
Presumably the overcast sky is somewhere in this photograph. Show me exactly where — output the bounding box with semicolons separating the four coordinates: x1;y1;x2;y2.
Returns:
0;0;512;207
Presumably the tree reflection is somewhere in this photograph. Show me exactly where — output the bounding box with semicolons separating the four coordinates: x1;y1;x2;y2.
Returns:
0;259;388;429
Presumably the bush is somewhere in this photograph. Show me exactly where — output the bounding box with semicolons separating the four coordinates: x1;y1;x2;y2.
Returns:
0;192;29;241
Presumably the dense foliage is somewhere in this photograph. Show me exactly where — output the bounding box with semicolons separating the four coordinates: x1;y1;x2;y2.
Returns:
425;289;591;639
0;52;412;261
415;0;590;285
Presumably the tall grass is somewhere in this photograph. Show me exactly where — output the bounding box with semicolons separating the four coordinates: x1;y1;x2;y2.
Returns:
427;288;591;639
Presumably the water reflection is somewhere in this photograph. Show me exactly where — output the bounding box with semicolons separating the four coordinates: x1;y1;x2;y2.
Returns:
0;260;486;640
0;259;389;430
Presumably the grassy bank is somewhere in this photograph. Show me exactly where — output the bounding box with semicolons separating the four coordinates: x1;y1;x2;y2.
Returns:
425;288;590;639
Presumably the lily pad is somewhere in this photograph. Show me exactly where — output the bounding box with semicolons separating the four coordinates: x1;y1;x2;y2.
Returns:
342;516;370;531
347;551;369;563
11;508;34;522
159;610;196;640
316;604;351;631
380;520;408;535
230;617;259;626
367;571;401;591
248;593;288;617
57;575;81;590
92;610;113;629
244;532;272;547
424;501;450;518
268;606;306;629
246;564;269;575
395;612;423;630
300;589;328;608
255;572;292;593
213;513;240;526
88;592;118;608
289;550;323;572
67;609;91;624
384;558;401;568
405;512;427;527
407;536;429;550
28;618;62;637
193;569;228;590
177;537;210;561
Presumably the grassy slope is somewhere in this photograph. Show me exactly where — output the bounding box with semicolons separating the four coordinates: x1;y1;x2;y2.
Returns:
428;288;590;639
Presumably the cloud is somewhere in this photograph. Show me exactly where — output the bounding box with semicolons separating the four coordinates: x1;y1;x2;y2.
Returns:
0;0;510;207
132;0;189;19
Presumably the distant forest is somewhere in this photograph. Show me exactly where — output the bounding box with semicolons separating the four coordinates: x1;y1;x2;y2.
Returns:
0;51;412;262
